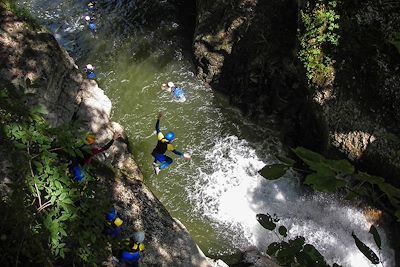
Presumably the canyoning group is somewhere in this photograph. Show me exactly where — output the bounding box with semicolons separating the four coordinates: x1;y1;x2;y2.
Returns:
65;0;191;266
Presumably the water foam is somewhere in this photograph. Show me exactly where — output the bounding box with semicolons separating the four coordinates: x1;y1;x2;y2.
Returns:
189;135;395;267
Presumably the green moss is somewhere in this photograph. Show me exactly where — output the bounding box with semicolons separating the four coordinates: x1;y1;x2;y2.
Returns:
3;0;42;30
298;0;340;88
389;32;400;54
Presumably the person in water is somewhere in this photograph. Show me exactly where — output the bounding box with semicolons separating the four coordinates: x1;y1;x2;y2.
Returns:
151;112;190;175
161;81;186;102
85;15;97;33
84;63;96;80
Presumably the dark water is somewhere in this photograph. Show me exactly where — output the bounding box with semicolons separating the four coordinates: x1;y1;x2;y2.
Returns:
17;0;395;265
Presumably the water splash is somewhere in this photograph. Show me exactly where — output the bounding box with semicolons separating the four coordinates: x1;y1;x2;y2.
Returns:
188;135;394;267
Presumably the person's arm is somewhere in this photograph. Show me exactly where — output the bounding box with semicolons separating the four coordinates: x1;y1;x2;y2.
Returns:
156;112;165;140
172;149;184;157
92;132;121;155
155;118;161;133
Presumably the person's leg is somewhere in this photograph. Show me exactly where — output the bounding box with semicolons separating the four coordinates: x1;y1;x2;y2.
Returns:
153;154;166;174
159;156;173;170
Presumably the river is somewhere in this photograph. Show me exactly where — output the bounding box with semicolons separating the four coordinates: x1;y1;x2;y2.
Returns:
17;0;395;266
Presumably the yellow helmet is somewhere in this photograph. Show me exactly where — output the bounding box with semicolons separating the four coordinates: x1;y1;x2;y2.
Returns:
85;134;96;145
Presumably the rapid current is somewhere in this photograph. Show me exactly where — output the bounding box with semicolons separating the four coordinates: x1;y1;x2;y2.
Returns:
17;0;395;266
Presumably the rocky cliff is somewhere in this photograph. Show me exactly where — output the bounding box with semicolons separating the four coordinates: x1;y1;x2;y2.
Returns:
193;0;400;183
193;0;400;264
0;5;214;266
193;0;327;151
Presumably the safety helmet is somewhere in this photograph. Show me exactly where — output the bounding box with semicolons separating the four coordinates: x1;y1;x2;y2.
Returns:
167;82;175;88
88;22;97;31
86;64;94;70
85;134;96;145
165;132;175;142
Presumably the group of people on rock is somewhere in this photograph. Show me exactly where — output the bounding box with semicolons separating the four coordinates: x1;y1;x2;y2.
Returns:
68;1;193;265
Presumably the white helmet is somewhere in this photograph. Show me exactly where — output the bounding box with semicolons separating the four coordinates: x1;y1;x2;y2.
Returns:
167;82;175;88
86;64;94;70
84;15;91;21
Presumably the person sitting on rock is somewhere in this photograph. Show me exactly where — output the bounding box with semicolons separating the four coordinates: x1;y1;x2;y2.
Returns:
69;132;122;182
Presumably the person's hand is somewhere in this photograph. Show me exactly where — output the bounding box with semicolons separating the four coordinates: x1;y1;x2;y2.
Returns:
158;112;163;119
183;153;191;160
112;132;122;140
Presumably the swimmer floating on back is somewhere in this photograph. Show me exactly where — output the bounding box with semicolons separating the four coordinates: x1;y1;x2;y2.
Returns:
161;81;186;102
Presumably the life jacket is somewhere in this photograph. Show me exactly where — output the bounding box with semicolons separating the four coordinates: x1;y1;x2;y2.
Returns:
70;164;85;182
104;209;123;237
151;139;169;156
172;87;184;99
105;208;123;228
87;71;96;79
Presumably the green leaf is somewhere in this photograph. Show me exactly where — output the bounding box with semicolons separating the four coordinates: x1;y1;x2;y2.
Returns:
59;192;66;201
326;159;354;174
54;180;62;189
59;213;70;222
355;172;385;185
301;244;329;267
276;155;296;166
62;198;73;204
278;226;288;237
369;225;381;250
293;147;325;167
352;232;380;264
256;213;278;231
266;242;281;256
74;148;84;158
289;236;305;253
50;195;57;204
304;171;346;192
378;183;400;208
30;105;48;115
259;164;288;180
59;228;67;237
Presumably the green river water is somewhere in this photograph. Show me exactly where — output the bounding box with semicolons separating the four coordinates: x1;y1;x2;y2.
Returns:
16;0;396;265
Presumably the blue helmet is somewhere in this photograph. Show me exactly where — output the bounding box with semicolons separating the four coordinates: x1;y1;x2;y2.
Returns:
165;132;175;142
88;22;97;31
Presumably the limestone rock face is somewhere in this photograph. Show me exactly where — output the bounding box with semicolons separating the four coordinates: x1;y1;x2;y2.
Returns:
0;6;213;266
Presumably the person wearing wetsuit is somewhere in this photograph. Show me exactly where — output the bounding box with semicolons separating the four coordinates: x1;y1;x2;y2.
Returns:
161;82;186;102
151;112;189;174
70;132;121;182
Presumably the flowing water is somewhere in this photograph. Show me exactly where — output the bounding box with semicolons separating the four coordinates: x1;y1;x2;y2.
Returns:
17;0;395;266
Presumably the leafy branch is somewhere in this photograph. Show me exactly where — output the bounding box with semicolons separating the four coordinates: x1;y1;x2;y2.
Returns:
259;147;400;222
257;213;340;267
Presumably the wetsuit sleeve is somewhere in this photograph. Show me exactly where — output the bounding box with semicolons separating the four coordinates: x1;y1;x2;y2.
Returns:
167;144;183;156
94;139;114;155
172;149;183;157
155;119;161;133
156;119;165;141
